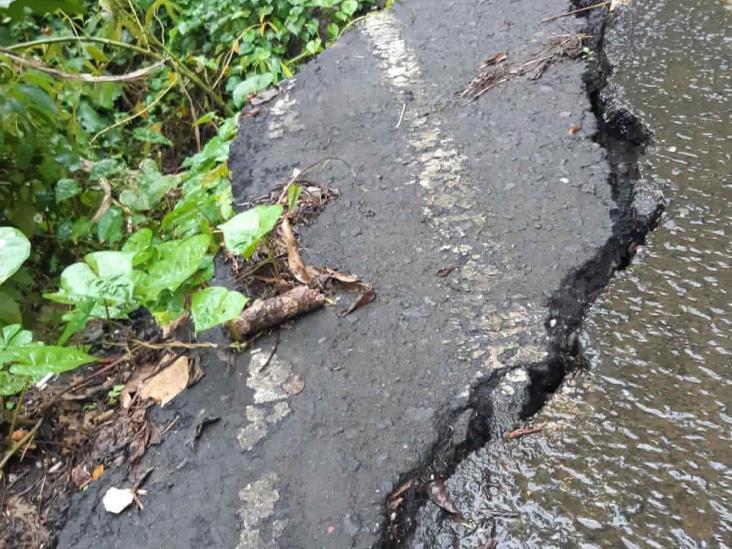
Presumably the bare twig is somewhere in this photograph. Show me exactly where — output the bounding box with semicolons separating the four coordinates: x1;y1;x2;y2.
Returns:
540;1;609;24
91;76;179;143
91;177;112;223
0;50;165;82
0;419;42;472
395;103;407;129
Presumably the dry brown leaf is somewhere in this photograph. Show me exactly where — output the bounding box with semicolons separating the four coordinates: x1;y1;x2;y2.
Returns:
71;464;91;489
139;356;190;406
428;479;463;521
11;429;28;443
281;217;311;284
341;287;376;316
436;265;457;277
482;51;508;67
91;464;105;481
568;123;582;135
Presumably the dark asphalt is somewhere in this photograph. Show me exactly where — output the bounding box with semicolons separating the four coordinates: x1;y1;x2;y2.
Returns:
57;1;624;547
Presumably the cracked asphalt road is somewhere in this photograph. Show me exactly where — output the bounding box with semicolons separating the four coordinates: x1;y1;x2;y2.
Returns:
58;1;620;547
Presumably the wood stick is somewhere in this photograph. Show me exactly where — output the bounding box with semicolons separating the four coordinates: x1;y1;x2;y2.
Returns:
540;1;609;24
229;286;325;339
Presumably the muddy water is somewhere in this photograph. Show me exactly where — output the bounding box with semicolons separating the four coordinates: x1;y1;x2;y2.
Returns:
411;1;731;547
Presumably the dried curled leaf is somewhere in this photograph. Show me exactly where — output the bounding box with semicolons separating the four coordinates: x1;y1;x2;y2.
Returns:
427;478;463;521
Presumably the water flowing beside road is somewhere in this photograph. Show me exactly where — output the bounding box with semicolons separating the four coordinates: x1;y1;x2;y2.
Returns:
411;1;731;546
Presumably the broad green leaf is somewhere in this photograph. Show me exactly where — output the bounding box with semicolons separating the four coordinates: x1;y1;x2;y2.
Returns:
90;159;122;181
97;207;123;244
123;228;153;265
193;112;216;126
58;298;95;345
0;227;31;285
287;183;302;212
232;74;274;107
138;234;211;302
55;178;80;202
132;127;173;147
88;82;122;110
85;250;134;279
122;228;153;254
0;324;32;350
191;286;247;332
147;288;186;327
218;204;283;259
0;0;83;19
119;160;178;211
340;0;359;15
0;371;27;397
44;252;135;318
3;344;95;379
0;290;22;325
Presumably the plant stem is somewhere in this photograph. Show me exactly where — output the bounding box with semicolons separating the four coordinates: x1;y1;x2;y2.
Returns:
0;418;42;473
6;36;231;115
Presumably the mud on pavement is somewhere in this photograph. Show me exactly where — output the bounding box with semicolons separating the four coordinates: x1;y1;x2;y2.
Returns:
56;0;661;548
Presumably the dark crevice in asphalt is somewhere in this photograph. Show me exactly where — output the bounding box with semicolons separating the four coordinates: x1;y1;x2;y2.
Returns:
380;4;664;546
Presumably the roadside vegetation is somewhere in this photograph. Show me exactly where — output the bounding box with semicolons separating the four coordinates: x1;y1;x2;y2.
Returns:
0;0;377;465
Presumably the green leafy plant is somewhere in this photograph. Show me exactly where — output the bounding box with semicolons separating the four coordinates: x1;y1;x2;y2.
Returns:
0;323;95;395
0;0;374;401
219;204;283;258
0;227;31;285
191;286;248;332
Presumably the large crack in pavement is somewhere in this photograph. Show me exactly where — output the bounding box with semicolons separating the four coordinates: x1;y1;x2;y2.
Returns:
55;1;661;548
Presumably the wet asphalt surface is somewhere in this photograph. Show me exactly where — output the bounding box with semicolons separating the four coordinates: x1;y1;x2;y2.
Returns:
56;1;632;547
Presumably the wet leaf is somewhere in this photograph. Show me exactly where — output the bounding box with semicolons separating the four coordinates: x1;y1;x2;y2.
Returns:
280;218;311;283
3;344;95;379
0;371;27;396
0;226;31;285
341;287;375;316
427;478;463;520
91;463;104;481
191;286;248;332
287;183;302;212
139;355;189;406
138;234;211;301
219;204;283;258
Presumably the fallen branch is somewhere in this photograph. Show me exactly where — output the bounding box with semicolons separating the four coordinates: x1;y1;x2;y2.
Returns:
539;1;609;24
229;286;325;339
0;50;166;82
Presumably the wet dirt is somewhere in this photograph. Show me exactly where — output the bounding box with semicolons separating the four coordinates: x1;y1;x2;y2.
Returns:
410;0;731;547
55;0;667;547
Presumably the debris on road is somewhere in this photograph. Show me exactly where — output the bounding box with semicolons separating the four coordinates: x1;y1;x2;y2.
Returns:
102;487;135;514
427;477;464;521
229;286;326;339
505;423;545;440
461;34;590;100
138;356;190;407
